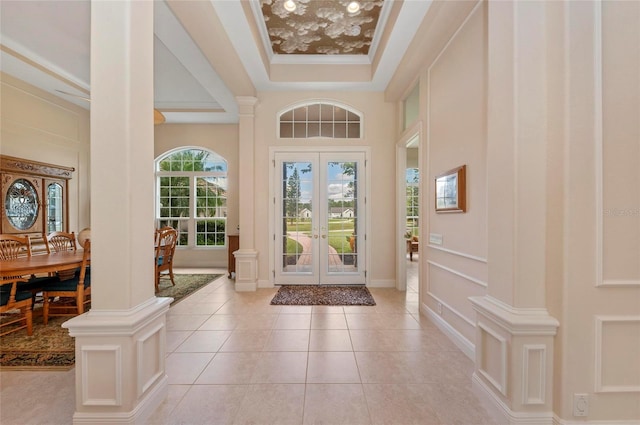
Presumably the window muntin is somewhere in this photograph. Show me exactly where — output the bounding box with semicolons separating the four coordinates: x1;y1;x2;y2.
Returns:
156;148;227;247
279;102;362;139
406;168;419;238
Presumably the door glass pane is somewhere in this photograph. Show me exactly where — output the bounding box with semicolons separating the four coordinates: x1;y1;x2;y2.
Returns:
281;161;313;273
5;178;39;231
325;161;358;273
47;183;64;232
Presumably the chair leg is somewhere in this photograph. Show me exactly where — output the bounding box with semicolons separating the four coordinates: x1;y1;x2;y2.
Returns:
43;294;50;325
169;267;175;286
24;307;33;336
155;273;159;293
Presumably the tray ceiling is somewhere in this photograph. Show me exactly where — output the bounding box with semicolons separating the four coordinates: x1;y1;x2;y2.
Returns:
261;0;384;55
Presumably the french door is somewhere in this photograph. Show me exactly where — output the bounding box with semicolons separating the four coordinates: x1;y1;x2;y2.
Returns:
274;151;366;285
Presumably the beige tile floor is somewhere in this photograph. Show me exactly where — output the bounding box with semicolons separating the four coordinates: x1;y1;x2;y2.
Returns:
1;257;501;424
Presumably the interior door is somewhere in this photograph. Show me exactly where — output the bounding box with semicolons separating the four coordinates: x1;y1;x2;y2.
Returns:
274;152;366;285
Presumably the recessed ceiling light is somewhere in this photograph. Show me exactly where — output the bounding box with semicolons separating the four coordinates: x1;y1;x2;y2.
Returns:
347;1;360;14
283;0;297;12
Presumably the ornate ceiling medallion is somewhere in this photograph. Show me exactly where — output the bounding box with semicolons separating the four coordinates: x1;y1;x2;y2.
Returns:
261;0;384;55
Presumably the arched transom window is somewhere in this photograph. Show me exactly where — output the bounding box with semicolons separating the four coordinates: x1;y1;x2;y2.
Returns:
155;148;228;247
279;101;362;139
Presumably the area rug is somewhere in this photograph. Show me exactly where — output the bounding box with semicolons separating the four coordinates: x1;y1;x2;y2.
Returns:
0;274;221;370
270;285;376;306
156;273;222;305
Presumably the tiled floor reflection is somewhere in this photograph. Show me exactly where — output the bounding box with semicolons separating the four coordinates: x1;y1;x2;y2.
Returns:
1;261;501;424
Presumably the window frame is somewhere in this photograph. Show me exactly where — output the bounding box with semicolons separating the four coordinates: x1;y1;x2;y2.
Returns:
277;100;363;139
155;148;228;249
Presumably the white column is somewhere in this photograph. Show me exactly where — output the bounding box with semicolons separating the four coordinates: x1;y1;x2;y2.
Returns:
469;2;559;423
234;96;259;291
62;2;171;423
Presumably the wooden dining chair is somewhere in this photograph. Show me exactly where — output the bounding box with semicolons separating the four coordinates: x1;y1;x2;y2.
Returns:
42;239;91;324
0;277;33;336
155;226;178;292
27;232;51;255
0;234;52;303
47;231;77;253
0;234;32;260
44;231;78;281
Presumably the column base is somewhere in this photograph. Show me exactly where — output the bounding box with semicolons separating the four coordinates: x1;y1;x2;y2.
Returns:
469;296;559;424
62;296;172;425
233;249;258;291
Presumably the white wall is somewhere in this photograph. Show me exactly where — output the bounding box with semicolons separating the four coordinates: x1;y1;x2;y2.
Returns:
389;0;640;422
557;1;640;421
154;123;239;268
424;2;488;349
254;91;397;286
0;72;91;234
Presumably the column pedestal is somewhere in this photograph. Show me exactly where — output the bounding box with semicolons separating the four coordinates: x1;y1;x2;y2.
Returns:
63;297;172;424
470;296;559;425
233;249;258;291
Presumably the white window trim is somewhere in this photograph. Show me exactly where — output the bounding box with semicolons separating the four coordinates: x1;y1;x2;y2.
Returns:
277;99;364;139
155;148;228;249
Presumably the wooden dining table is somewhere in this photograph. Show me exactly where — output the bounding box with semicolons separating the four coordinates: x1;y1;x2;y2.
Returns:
0;250;87;278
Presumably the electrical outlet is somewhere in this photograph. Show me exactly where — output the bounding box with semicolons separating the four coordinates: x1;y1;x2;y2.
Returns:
437;302;443;315
573;394;588;417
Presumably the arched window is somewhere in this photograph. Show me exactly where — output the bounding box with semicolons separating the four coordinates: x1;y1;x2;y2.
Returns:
278;101;362;139
155;148;228;247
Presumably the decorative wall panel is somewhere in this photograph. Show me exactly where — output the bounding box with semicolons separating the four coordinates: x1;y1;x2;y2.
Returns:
595;316;640;393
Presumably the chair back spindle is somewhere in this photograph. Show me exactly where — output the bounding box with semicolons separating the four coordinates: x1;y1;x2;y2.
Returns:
47;231;77;253
0;234;32;260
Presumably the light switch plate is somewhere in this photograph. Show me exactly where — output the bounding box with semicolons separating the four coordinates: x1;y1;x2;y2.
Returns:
429;233;443;245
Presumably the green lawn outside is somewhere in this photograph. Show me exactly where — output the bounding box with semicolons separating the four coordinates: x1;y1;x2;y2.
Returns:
286;237;303;254
284;219;355;254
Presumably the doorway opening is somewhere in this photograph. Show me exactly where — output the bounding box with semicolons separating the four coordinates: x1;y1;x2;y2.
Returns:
396;133;421;293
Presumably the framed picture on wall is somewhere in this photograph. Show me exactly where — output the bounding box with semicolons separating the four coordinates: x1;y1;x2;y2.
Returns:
435;165;466;213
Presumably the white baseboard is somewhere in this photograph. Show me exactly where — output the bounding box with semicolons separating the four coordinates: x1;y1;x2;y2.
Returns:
421;302;475;360
72;375;168;424
367;279;395;288
234;281;257;291
258;279;273;288
473;373;554;425
553;415;640;425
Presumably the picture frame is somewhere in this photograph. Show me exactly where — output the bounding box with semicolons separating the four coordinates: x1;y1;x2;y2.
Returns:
435;165;466;213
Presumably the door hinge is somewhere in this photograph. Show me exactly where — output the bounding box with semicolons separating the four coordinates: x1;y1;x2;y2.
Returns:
364;270;367;278
272;159;276;167
273;270;275;278
273;234;276;241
